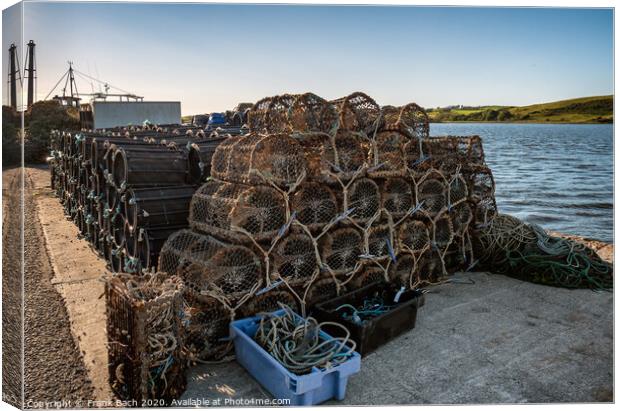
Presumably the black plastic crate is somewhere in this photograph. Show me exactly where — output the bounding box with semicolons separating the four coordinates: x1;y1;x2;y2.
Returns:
314;282;424;357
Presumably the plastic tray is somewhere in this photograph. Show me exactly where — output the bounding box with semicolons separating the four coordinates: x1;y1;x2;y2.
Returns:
230;309;361;405
314;282;424;357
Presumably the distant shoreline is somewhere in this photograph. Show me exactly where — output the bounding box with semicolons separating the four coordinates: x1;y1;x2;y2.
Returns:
427;95;613;125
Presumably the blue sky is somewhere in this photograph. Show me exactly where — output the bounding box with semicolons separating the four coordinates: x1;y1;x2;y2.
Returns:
2;3;614;114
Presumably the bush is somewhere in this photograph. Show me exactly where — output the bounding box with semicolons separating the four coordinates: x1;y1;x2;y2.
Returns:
24;101;80;163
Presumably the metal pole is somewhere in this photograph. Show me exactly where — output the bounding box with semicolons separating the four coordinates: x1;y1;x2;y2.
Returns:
9;43;17;109
26;40;36;108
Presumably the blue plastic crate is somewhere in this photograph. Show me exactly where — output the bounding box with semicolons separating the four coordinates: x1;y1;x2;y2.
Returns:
230;309;361;406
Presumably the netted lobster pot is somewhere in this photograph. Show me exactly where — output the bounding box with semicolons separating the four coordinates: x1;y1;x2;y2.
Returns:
291;182;338;231
467;165;495;203
304;277;339;307
211;133;307;187
229;185;288;242
397;219;430;254
416;171;447;217
179;245;262;302
264;94;297;133
237;290;299;318
368;130;408;178
157;229;210;275
246;96;275;133
135;226;189;271
448;173;469;207
210;136;243;181
387;103;430;140
334;92;382;135
189;181;286;244
415;250;445;285
188;181;243;240
473;197;498;229
348;267;386;290
105;273;186;403
432;214;455;252
366;224;393;261
344;178;380;224
330;130;369;180
289;93;338;133
272;233;319;287
430;136;485;169
182;293;233;362
404;137;433;173
381;178;414;219
388;253;416;288
320;228;363;275
451;202;473;236
187;137;228;184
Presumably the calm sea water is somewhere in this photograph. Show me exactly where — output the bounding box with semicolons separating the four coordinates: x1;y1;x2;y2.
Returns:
430;123;613;243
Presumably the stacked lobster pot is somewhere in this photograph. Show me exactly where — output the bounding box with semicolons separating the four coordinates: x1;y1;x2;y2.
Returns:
48;123;237;275
155;91;498;363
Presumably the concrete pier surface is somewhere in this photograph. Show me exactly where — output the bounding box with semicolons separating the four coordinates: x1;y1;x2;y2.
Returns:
13;165;614;406
182;271;613;404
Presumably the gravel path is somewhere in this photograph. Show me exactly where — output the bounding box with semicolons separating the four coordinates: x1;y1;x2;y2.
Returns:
2;167;23;407
3;167;95;407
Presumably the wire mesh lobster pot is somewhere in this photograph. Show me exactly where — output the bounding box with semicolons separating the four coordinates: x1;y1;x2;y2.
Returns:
237;289;300;318
210;133;307;188
388;253;416;288
334;92;382;135
246;96;275;133
288;92;338;133
472;197;498;229
178;245;262;302
347;266;387;290
366;223;393;261
304;277;339;307
381;178;414;220
189;180;286;244
416;170;448;218
157;229;221;275
429;136;485;173
105;273;186;404
182;293;233;363
450;202;473;237
344;178;381;224
320;228;363;275
415;250;445;286
272;232;319;287
432;213;455;254
291;182;338;231
368;130;408;178
135;226;189;271
397;219;430;254
382;103;430;140
264;94;297;133
404;137;433;174
448;172;469;207
187;137;228;184
467;164;496;203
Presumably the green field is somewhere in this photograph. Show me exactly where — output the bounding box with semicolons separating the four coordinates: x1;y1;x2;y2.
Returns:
427;95;613;124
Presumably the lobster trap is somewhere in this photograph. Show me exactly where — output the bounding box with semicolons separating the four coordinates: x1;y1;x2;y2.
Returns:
105;273;186;404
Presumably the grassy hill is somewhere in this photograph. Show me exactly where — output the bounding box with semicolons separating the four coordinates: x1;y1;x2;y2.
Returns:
427;95;613;124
